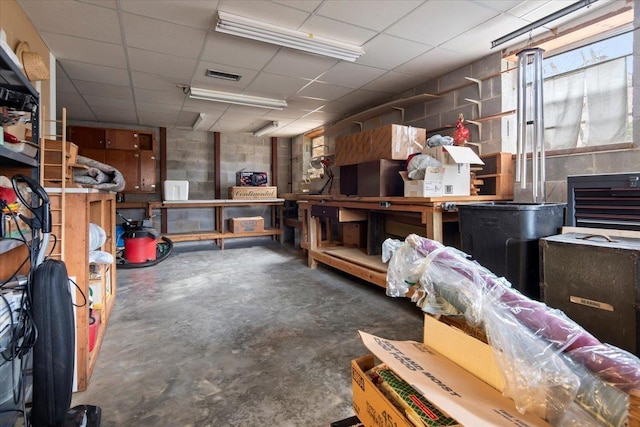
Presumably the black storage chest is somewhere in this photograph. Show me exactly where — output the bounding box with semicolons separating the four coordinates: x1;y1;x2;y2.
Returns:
540;232;640;355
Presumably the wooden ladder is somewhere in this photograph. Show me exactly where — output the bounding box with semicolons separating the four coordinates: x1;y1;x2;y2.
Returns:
39;106;68;261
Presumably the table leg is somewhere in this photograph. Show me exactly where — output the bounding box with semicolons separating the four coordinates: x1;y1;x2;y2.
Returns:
424;208;443;243
308;210;318;268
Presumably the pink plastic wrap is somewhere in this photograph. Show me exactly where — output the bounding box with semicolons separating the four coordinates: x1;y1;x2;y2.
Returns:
383;234;638;427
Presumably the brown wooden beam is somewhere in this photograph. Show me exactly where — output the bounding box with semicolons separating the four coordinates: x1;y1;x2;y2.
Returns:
271;136;278;187
159;127;167;233
214;132;221;199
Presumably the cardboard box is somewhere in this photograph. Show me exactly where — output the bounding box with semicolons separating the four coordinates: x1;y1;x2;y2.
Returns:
228;186;277;199
343;222;366;248
351;356;415;427
421;145;485;196
399;169;445;197
336;124;426;166
358;331;550;426
236;171;268;186
229;216;264;233
423;314;505;392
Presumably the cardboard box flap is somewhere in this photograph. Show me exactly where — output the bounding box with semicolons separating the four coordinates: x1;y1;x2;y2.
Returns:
442;145;485;165
358;331;550;427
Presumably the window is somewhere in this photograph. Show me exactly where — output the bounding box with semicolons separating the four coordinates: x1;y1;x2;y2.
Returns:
307;135;327;180
542;31;632;150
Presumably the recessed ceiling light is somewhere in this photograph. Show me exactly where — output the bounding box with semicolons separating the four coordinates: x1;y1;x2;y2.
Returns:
206;69;242;81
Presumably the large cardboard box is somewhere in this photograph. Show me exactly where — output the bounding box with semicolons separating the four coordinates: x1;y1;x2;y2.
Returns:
229;216;264;233
423;314;505;392
357;331;550;426
228;186;277;199
421;145;484;196
336;124;425;166
399;169;445;197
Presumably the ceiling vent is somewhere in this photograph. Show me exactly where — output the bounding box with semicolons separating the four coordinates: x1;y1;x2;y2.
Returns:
206;69;242;81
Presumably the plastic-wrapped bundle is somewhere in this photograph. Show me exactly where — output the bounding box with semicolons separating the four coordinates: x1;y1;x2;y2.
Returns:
383;234;638;427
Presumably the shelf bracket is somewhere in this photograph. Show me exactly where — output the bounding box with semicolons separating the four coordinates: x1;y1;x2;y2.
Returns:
467;119;482;139
353;121;363;132
392;106;405;124
465;98;482;118
465;77;482;99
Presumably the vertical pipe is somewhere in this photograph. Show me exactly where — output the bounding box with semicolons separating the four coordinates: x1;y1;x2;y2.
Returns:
535;48;546;203
531;51;539;202
516;51;527;188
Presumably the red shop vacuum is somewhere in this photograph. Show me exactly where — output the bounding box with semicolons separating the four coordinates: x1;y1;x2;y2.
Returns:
116;212;173;268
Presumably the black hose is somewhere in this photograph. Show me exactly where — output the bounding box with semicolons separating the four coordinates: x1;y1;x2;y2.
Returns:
116;237;173;269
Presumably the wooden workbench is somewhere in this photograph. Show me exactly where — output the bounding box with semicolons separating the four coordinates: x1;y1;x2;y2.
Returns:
147;198;284;249
298;194;504;288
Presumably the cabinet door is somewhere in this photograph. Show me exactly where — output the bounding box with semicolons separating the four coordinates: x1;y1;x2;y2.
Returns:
79;148;106;164
139;151;157;192
105;150;139;192
68;126;107;150
106;129;137;150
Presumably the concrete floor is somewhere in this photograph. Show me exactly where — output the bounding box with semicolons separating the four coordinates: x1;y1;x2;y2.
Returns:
70;239;424;426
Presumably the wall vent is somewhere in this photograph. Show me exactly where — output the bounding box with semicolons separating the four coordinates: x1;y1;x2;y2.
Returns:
205;69;242;81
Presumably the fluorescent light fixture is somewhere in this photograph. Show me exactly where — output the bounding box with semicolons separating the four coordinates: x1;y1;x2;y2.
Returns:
253;121;279;137
189;86;287;110
215;11;364;62
192;112;204;130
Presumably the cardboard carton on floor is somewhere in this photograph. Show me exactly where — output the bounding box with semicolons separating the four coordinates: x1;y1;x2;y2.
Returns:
354;331;550;426
229;216;264;233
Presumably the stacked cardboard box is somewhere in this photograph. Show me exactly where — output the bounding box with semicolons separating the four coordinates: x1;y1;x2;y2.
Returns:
336;124;426;197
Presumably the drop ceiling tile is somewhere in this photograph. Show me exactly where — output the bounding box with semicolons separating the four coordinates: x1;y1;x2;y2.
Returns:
92;106;138;124
361;71;425;94
183;98;233;113
40;32;127;68
138;111;180;127
119;0;219;29
301;110;342;122
335;88;391;107
57;92;89;108
320;101;362;115
83;95;135;110
476;0;525;13
357;34;432;69
131;71;188;91
74;80;131;99
263;108;315;120
297;82;353;101
58;103;97;122
134;87;185;104
272;0;323;13
135;101;182;114
217;1;310;29
201;32;280;71
56;77;78;94
315;0;422;32
246;73;311;98
442;14;527;56
17;0;121;44
128;47;197;80
78;0;117;8
318;62;386;89
191;61;259;89
122;13;207;59
58;60;130;85
286;97;327;110
395;47;473;78
263;50;338;80
386;1;499;47
299;15;377;46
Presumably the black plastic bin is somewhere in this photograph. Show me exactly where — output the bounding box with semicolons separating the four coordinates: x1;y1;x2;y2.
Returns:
458;202;565;300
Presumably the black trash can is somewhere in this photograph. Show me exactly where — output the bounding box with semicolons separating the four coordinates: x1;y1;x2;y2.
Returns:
458;202;565;300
